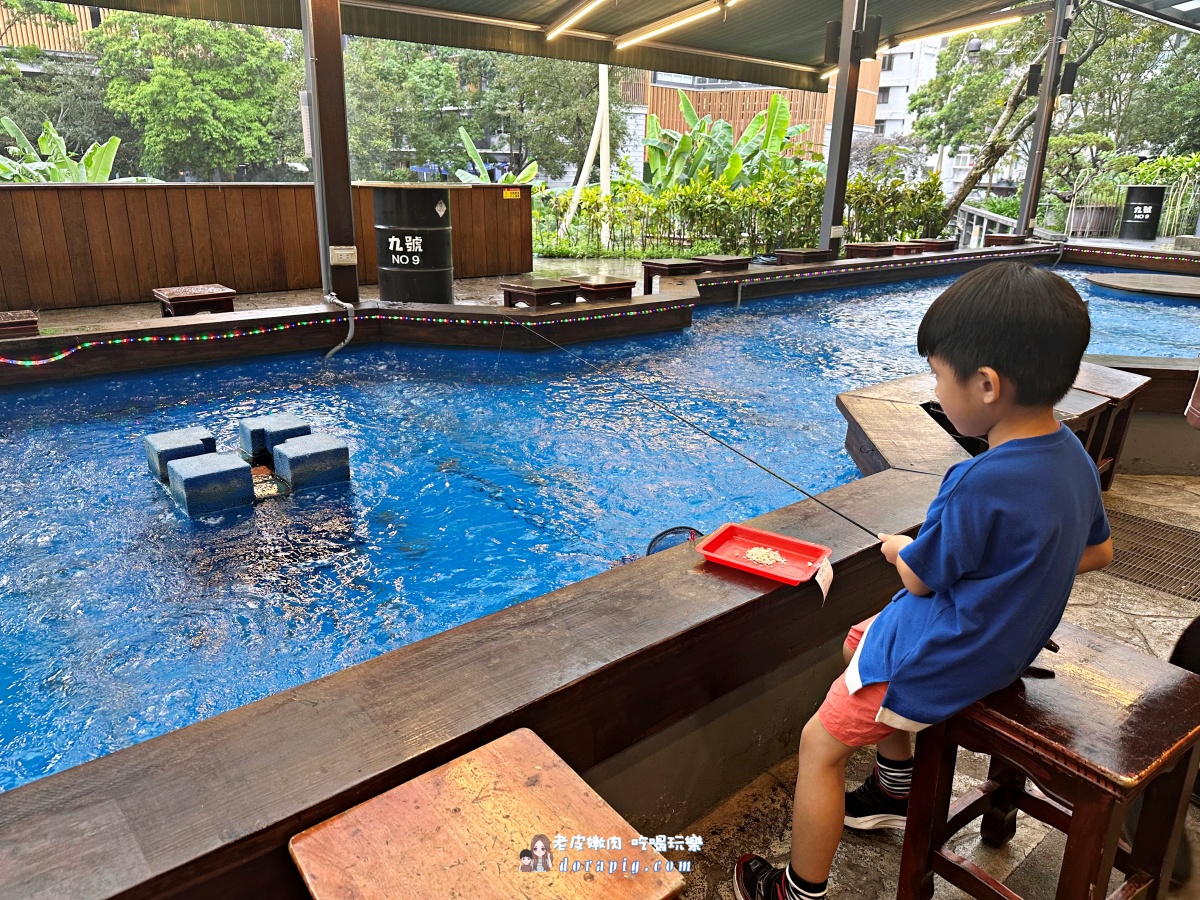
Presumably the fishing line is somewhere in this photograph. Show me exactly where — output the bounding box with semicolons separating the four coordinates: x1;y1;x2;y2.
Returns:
495;310;886;540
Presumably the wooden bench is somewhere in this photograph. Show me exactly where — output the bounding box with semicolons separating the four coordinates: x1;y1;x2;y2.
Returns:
775;248;836;265
0;309;39;339
918;238;959;252
983;233;1027;247
501;277;580;308
892;242;927;256
560;274;637;303
153;284;236;317
899;623;1200;900
289;728;685;900
843;242;898;258
642;258;706;296
691;254;751;272
1071;361;1151;490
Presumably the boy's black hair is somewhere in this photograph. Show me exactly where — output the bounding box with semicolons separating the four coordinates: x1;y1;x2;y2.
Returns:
917;262;1090;406
520;850;533;859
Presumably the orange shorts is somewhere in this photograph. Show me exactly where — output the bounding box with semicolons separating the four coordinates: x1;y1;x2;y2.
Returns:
817;615;896;747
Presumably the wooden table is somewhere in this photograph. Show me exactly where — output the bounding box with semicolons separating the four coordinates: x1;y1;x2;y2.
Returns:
0;309;38;338
153;284;236;317
891;242;927;256
983;233;1027;247
690;254;751;272
642;258;706;295
500;277;580;308
289;728;685;900
774;248;836;265
560;274;637;302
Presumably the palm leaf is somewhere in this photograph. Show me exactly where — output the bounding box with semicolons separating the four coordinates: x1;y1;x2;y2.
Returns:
678;89;700;130
82;136;121;183
458;126;492;183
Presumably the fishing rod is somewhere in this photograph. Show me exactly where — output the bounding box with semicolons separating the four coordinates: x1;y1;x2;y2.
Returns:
493;310;888;541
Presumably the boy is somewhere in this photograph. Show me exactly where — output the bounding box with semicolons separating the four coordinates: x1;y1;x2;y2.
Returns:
734;262;1114;900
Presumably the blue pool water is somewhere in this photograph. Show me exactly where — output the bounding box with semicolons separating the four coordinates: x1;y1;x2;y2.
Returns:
1;265;1198;791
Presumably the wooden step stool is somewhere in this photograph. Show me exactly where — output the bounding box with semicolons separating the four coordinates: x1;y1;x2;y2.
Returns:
0;309;39;338
289;728;685;900
642;258;707;295
843;242;898;258
898;622;1200;900
154;284;236;317
691;254;751;272
500;277;580;308
561;274;637;302
775;248;837;266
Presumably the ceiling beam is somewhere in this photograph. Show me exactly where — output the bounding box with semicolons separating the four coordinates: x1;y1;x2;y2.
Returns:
886;1;1054;47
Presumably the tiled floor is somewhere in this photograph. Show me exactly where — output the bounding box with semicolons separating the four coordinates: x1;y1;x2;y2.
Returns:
679;474;1200;899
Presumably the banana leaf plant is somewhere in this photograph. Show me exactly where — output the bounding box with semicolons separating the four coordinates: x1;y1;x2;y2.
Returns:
454;126;539;185
0;118;132;183
643;90;822;192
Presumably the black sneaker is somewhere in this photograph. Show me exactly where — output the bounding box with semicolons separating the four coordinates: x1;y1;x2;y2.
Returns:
844;769;908;830
732;853;786;900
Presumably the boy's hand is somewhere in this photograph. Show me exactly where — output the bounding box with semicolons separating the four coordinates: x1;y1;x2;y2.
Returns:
878;533;913;565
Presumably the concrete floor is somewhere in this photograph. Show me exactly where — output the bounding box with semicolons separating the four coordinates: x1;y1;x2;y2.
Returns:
679;473;1200;900
34;259;653;335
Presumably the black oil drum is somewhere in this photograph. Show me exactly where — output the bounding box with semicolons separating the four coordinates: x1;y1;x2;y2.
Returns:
1118;185;1167;241
374;186;453;304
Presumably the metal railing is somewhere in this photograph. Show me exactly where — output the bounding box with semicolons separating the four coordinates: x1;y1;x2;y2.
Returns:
955;204;1065;247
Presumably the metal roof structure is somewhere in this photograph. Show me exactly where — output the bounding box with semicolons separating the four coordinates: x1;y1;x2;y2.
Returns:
95;0;1046;91
1102;0;1200;34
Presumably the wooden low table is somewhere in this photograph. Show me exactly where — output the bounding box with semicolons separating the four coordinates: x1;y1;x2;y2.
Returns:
843;242;897;258
899;623;1200;900
153;284;236;317
0;309;39;339
918;238;958;252
775;248;836;265
501;277;580;308
289;728;685;900
560;274;637;302
983;233;1027;247
892;242;927;256
690;254;751;272
642;258;706;295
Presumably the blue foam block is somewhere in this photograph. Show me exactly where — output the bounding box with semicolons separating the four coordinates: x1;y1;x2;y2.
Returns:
273;435;350;491
144;427;217;482
167;452;254;517
238;413;311;462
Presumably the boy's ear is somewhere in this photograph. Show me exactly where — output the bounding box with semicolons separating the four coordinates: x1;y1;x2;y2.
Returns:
977;366;1002;405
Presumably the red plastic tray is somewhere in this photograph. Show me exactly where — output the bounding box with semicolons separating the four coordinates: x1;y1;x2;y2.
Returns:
694;523;832;585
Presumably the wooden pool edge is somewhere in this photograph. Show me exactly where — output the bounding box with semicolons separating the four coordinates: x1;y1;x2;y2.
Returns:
10;240;1192;388
0;468;938;900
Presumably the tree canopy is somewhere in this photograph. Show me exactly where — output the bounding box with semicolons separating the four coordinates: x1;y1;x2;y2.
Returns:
86;14;287;178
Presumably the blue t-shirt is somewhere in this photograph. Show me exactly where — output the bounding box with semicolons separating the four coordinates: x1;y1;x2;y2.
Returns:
847;423;1110;729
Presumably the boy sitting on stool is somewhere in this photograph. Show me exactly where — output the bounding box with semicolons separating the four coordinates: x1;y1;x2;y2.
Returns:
735;262;1115;900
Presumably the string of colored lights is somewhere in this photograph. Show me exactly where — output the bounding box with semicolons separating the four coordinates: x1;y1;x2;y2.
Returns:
0;305;695;367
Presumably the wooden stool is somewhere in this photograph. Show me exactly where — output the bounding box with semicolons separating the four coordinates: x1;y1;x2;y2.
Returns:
1071;362;1150;491
918;238;958;252
898;623;1200;900
642;258;706;295
561;274;637;302
983;233;1027;247
289;728;685;900
153;284;236;317
0;309;39;338
691;254;751;272
843;242;897;258
501;277;579;308
775;248;836;265
892;242;926;256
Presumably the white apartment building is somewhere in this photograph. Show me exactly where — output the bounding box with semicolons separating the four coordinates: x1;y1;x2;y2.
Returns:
871;37;944;137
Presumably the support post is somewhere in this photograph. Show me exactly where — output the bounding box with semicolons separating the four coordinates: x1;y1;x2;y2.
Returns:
300;0;359;304
819;0;869;254
599;63;612;249
1016;0;1072;239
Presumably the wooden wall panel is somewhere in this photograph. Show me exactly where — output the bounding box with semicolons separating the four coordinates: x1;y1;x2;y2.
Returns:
80;189;120;305
0;192;30;308
0;184;535;311
56;189;98;307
